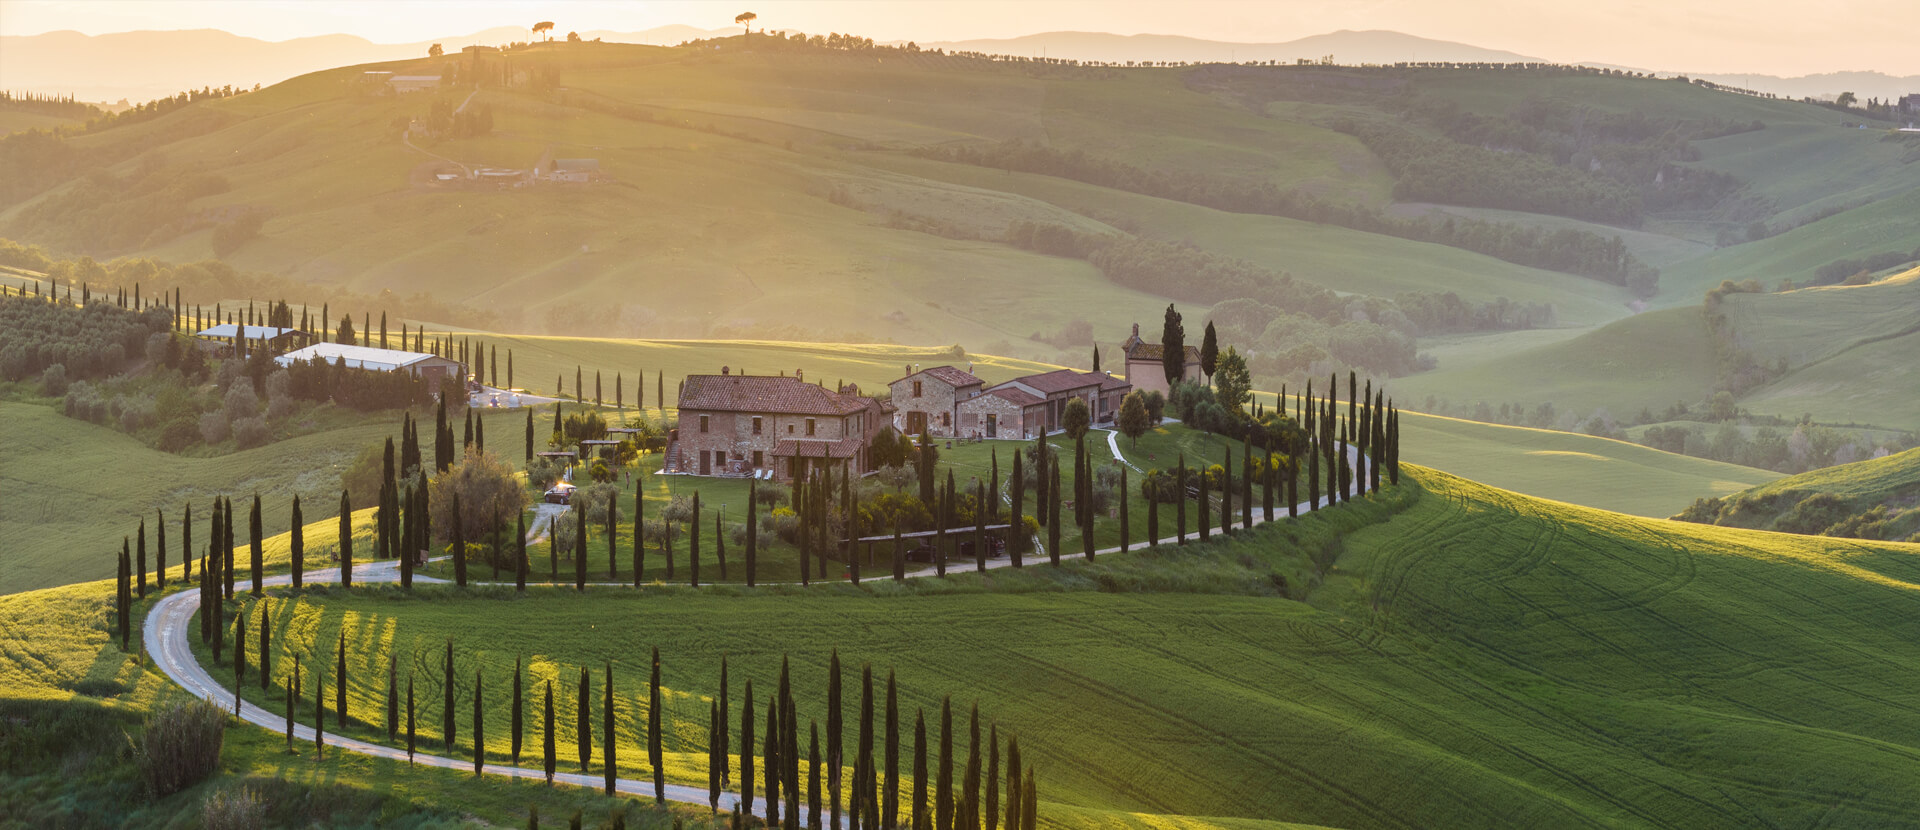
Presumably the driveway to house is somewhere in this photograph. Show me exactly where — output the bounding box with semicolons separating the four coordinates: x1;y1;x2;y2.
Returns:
145;446;1369;808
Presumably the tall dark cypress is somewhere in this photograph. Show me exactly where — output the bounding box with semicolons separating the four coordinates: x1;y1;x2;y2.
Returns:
606;661;617;796
913;710;929;830
1221;449;1233;536
235;610;248;691
649;648;664;800
742;678;756;818
525;408;535;463
1005;737;1021;830
764;695;782;829
436;397;451;473
884;670;900;829
116;545;130;650
690;492;701;587
136;519;148;598
986;725;1000;830
223;496;235;599
290;495;304;589
963;704;981;830
577;666;592;773
474;668;486;776
336;632;348;729
937;696;954;830
606;490;618;581
827;649;843;828
1007;451;1024;568
809;721;823;830
387;654;399;739
512;657;525;764
338;491;353;586
516;512;528;590
1046;456;1061;566
575;502;587;591
1175;455;1187;544
249;495;263;595
858;665;875;830
181;503;192;584
543;680;556;784
720;655;732;786
710;701;724;813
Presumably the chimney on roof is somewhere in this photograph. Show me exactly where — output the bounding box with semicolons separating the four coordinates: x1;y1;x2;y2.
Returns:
796;368;804;381
1132;323;1140;338
722;365;730;375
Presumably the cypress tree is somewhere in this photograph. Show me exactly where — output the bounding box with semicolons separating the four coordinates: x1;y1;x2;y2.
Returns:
577;666;592;772
476;411;486;455
234;608;247;687
286;679;295;749
336;633;349;729
285;494;305;589
576;366;583;402
913;710;929;830
1046;456;1061;566
444;641;457;751
464;410;473;450
136;519;147;598
211;552;225;661
884;670;899;829
526;409;535;462
963;704;981;830
827;649;842;828
859;665;877;830
475;669;486;776
690;492;701;587
810;721;823;830
511;511;526;590
595;371;602;407
575;503;587;591
249;495;263;595
1080;452;1094;562
1117;467;1131;551
649;648;664;800
1175;455;1187;544
182;503;192;583
1021;767;1036;830
710;700;724;813
606;661;618;796
657;373;664;410
388;654;399;739
742;678;756;818
436;398;451;472
511;657;524;763
115;545;130;650
720;654;732;786
937;696;953;830
339;491;353;586
223;496;236;599
766;696;782;829
988;449;1000;522
543;680;556;783
986;725;1000;830
1008;451;1024;568
1221;450;1233;536
260;605;272;691
453;491;467;586
408;673;418;763
634;488;645;587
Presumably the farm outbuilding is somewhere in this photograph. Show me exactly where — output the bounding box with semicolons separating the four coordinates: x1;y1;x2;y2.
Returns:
193;324;312;357
274;342;464;383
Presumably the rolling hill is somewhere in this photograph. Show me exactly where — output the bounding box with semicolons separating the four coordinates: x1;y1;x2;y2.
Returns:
1676;447;1920;540
18;465;1920;827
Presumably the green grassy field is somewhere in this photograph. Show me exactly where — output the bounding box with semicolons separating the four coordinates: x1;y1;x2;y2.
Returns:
1393;411;1780;517
1722;267;1920;430
1739;446;1920;504
145;465;1920;829
1394;306;1718;421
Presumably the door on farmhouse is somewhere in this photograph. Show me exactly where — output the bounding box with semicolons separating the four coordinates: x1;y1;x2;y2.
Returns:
986;414;998;438
699;450;711;475
906;411;928;435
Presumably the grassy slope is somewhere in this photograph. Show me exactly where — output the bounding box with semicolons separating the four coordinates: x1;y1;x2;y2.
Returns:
1657;187;1920;302
0;110;79;136
1740;446;1920;504
164;467;1920;829
1392;306;1716;419
1393;411;1780;517
1724;267;1920;429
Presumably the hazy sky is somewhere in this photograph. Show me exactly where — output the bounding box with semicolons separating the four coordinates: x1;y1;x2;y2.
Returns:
3;0;1916;77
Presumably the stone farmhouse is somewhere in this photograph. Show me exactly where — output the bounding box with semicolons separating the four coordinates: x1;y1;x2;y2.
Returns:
1120;322;1202;397
955;386;1047;439
988;369;1132;434
671;370;885;482
889;365;986;437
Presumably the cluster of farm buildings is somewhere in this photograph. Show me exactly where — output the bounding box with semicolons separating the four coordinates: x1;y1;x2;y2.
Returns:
191;320;1200;485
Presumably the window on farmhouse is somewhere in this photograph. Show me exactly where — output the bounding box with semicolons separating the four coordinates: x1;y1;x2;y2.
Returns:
806;418;816;436
913;381;922;397
752;416;763;435
699;414;709;433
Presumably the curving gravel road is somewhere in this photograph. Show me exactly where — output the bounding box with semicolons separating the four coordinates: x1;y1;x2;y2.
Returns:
144;447;1369;811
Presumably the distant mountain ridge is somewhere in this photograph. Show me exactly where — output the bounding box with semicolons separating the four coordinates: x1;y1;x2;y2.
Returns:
2;25;1914;109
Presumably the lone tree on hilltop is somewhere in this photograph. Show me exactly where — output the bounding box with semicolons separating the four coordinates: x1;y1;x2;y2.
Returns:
1161;304;1185;390
428;43;443;58
532;21;555;41
735;12;758;34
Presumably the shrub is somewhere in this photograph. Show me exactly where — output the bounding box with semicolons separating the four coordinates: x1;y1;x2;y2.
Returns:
198;410;230;444
39;362;68;396
202;785;268;830
135;698;226;796
158;417;200;452
429;449;531;544
232;416;271;449
223;378;259;421
525;456;561;491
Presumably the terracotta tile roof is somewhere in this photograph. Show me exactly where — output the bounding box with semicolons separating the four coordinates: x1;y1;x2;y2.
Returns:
773;436;864;459
1006;369;1101;394
980;387;1044;407
680;374;868;416
1085;371;1132;391
891;365;984;389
